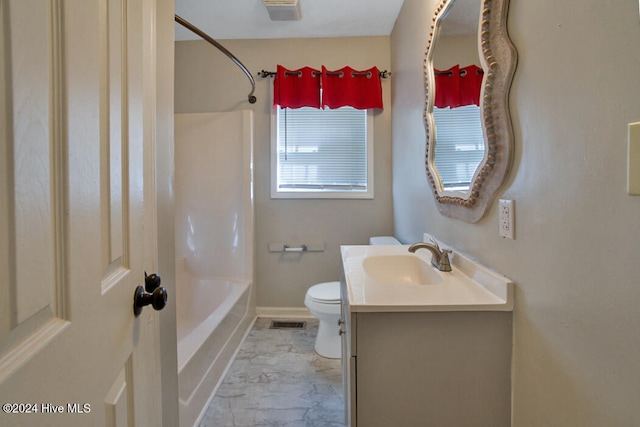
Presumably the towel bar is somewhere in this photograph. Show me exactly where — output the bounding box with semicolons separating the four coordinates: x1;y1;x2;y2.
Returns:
268;242;325;253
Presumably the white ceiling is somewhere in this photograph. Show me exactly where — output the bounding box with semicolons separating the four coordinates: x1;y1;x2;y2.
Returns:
174;0;407;41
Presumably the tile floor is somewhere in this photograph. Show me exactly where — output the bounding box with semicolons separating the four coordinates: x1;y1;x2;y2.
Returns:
199;318;345;427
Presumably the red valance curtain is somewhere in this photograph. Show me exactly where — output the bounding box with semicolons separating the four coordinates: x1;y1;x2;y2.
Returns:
434;64;483;108
322;66;383;110
459;65;483;107
273;65;321;108
434;65;461;108
273;65;383;110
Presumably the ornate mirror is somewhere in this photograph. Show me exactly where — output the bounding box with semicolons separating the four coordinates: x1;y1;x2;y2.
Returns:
424;0;516;222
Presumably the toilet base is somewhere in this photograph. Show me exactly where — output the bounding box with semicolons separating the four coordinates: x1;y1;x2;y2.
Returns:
314;318;341;359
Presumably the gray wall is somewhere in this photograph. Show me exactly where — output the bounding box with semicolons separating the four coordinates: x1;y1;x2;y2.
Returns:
175;37;393;308
391;0;640;425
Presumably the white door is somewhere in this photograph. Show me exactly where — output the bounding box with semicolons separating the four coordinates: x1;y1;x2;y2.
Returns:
0;1;169;426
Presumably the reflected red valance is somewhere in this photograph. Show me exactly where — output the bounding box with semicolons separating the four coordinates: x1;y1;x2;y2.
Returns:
459;65;483;107
273;65;383;110
434;64;483;109
273;65;321;108
322;66;383;110
434;65;461;108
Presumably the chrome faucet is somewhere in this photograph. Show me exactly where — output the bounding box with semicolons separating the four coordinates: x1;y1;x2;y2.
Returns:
408;239;452;272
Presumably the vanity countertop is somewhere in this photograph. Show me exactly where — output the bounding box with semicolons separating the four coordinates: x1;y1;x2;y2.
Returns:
341;244;513;313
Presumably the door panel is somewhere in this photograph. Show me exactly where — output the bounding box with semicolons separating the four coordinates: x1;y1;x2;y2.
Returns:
12;1;55;324
0;0;68;379
101;0;135;293
105;362;133;426
103;0;127;280
0;0;165;425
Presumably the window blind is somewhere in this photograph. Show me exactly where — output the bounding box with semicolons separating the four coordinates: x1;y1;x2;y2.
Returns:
432;105;485;189
276;106;368;192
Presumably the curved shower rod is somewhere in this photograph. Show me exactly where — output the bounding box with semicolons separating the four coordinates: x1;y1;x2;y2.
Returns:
175;14;257;104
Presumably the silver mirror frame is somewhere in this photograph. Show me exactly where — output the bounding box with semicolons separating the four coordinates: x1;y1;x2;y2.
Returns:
424;0;517;223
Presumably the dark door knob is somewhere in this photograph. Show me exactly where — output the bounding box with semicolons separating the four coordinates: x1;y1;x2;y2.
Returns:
134;272;167;316
144;271;162;292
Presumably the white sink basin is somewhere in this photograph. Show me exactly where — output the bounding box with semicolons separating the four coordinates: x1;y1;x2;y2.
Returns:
362;255;443;285
341;239;513;313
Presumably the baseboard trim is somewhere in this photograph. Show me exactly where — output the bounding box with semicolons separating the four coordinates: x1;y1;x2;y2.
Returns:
256;306;313;319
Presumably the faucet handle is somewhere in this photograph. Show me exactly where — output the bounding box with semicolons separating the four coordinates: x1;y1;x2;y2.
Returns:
439;249;453;272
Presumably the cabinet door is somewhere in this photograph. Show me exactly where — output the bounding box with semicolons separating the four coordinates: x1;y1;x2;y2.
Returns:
355;312;512;427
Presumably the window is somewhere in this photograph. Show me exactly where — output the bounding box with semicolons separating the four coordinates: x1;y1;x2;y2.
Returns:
432;105;485;191
271;106;373;199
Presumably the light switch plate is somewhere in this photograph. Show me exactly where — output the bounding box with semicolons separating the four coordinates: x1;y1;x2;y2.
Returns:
628;122;640;195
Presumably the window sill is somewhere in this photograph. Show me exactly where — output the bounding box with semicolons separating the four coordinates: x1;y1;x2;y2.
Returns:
270;190;373;200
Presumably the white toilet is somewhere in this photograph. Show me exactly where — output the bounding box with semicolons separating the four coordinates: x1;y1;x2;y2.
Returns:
304;236;401;359
304;281;342;358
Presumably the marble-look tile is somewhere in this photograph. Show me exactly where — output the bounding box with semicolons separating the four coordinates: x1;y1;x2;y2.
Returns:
199;318;345;427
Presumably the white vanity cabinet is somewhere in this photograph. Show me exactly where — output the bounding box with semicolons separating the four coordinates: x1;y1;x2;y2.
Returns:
339;244;514;427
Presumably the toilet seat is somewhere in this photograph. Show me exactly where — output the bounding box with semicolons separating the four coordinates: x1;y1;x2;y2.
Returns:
306;281;340;304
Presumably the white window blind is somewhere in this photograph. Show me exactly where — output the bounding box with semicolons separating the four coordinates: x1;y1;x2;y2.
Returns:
272;106;372;198
432;105;485;190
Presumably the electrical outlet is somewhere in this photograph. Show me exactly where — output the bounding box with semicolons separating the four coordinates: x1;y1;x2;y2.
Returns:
499;199;515;239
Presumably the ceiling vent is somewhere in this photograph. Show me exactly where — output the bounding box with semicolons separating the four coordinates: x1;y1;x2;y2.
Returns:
263;0;301;21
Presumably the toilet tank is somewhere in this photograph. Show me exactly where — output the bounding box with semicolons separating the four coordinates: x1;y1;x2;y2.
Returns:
369;236;401;245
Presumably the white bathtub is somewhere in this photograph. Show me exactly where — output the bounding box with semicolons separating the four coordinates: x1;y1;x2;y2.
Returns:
174;110;255;427
176;274;254;427
177;277;250;369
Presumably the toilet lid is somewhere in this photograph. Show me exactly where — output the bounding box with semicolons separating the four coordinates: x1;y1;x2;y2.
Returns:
307;281;341;303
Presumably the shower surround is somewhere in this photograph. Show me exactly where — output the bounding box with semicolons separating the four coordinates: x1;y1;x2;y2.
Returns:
174;110;255;427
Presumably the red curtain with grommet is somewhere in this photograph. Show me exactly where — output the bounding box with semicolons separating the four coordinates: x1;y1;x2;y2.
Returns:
434;64;484;108
272;64;383;110
273;65;321;109
434;65;461;108
321;66;383;110
459;64;483;107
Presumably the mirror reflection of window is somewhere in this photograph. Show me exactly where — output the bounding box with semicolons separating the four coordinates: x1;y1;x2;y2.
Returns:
433;105;484;190
430;0;483;193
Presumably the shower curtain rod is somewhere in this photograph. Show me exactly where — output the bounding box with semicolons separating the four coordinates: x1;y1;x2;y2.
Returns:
257;69;392;79
175;14;257;104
